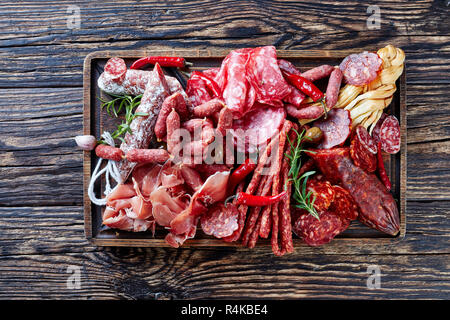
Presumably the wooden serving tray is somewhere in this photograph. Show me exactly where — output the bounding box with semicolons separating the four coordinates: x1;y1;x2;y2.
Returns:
83;49;406;248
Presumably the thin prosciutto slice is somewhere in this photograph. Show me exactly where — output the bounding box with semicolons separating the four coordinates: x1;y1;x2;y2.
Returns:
169;170;230;236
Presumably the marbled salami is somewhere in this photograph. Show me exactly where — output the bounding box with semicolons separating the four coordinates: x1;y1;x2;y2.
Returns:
314;109;352;149
379;115;401;154
339;52;383;86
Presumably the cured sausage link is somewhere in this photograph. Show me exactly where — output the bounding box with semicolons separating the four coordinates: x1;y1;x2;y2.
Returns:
325;67;343;110
116;63;170;183
307;148;400;236
166;109;181;155
126;149;171;164
192;98;225;117
154;92;187;141
95;144;124;162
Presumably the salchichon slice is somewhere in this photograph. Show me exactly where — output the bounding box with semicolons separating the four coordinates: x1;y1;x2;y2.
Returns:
116;63;170;182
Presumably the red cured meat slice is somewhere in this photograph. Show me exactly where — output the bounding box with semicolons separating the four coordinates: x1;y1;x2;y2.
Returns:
200;203;239;238
356;125;378;154
339;51;383;86
371;113;388;145
186;76;213;107
104;57;127;83
221;49;252;117
379;115;401;154
230;106;286;153
246;46;291;105
202;67;220;80
350;136;377;173
293;210;350;246
314;109;352;149
306;177;335;212
329;185;359;220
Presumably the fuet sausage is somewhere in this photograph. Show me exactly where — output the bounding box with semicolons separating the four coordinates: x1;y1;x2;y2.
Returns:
126;148;171;163
116;63;170;183
192;98;225;117
95;144;124;162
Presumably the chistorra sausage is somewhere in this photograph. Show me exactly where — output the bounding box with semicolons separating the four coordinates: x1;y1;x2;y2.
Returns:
154;92;187;141
325;67;343;110
116;63;170;183
307;147;400;236
192;98;225;117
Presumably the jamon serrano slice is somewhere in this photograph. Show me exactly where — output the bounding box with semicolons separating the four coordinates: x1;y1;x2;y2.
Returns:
169;170;230;236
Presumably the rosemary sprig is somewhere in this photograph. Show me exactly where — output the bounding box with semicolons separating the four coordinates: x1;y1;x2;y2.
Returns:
99;93;146;143
285;129;320;220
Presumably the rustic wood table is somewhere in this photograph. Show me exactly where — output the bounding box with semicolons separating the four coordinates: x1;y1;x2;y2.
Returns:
0;1;449;299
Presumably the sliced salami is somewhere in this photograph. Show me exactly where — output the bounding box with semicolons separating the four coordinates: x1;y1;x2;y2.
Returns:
329;185;359;220
379;115;401;154
246;46;291;105
293;210;350;246
230;106;286;153
104;57;127;83
355;125;378;154
350;128;377;173
314;109;352;149
339;52;383;86
200;203;239;238
371;113;388;145
306;177;335;212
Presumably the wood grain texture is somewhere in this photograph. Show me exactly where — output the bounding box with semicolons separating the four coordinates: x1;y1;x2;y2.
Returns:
0;0;449;299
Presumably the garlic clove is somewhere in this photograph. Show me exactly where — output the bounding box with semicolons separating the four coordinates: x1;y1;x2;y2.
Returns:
74;135;97;151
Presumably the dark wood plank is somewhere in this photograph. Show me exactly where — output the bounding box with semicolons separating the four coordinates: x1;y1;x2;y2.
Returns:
0;200;448;256
1;39;448;88
0;250;448;299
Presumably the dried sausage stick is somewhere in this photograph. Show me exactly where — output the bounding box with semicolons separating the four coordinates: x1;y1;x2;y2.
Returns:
166;109;181;155
154;92;187;141
95;144;124;162
126;148;171;164
192;98;225;117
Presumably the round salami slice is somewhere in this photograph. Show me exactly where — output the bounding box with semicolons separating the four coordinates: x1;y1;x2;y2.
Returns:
293;210;350;246
104;57;127;83
339;52;383;86
355;125;377;154
329;185;359;220
200;203;239;238
371;113;388;145
306;177;335;212
379;115;401;154
350;132;377;173
231;106;286;153
314;109;352;149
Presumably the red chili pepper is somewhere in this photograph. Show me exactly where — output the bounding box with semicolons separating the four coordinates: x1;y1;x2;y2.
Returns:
227;159;257;194
282;71;324;102
226;191;288;207
377;141;392;191
282;70;328;118
190;71;222;98
130;56;192;69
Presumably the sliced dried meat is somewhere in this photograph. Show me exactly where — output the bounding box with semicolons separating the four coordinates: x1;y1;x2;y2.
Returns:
230;106;286;153
339;51;383;86
371;113;388;144
379;115;401;154
350;126;377;173
186;75;213;107
220;48;253;118
329;185;359;220
293;210;350;246
314;108;352;149
200;203;239;238
246;46;291;106
104;57;127;83
306;177;335;212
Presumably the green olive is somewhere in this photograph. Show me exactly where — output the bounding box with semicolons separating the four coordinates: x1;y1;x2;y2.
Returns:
304;127;323;144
